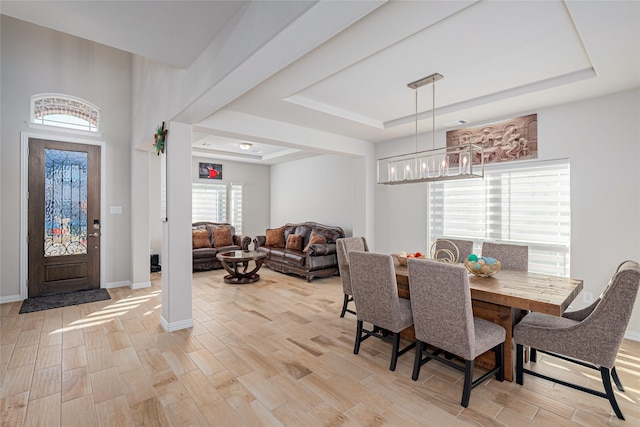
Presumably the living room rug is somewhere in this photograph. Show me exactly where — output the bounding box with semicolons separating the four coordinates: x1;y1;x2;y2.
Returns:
19;288;111;314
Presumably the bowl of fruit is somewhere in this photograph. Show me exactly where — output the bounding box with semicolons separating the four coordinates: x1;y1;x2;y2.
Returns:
394;251;426;266
464;254;501;277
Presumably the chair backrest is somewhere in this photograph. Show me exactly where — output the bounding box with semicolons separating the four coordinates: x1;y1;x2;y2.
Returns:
482;242;528;271
407;259;476;360
434;238;474;263
349;251;406;332
336;237;369;295
582;260;640;367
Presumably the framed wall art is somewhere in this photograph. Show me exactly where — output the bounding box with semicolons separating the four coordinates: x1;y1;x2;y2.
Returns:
446;114;538;165
199;162;222;180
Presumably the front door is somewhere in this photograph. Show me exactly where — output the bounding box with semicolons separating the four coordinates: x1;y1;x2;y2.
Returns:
28;138;101;297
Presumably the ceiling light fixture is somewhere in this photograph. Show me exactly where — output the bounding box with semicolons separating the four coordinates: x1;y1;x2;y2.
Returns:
377;73;484;184
238;142;252;151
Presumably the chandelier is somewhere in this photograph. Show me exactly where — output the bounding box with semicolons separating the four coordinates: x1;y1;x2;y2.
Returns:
377;73;484;184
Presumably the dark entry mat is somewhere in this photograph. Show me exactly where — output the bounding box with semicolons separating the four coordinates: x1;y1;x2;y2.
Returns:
19;288;111;314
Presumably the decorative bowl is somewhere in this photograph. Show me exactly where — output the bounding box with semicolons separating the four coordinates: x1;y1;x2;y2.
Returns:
464;259;501;277
395;253;426;266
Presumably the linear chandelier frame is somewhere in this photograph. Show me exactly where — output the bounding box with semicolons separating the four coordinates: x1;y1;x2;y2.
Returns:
377;72;484;185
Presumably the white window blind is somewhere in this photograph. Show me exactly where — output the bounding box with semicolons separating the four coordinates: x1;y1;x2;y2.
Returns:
192;183;243;233
429;159;570;276
229;184;243;234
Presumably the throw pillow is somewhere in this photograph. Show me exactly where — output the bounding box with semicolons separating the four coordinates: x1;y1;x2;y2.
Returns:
192;229;211;249
285;234;303;251
265;227;285;247
212;228;234;248
304;233;327;252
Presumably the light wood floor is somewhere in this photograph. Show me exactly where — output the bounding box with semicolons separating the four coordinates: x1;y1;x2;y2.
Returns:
1;267;638;426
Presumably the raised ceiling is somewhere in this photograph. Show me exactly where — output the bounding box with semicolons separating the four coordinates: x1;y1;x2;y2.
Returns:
3;1;639;164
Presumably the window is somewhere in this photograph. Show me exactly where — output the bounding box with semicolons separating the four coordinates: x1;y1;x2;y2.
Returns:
429;159;570;276
31;94;100;132
192;182;243;233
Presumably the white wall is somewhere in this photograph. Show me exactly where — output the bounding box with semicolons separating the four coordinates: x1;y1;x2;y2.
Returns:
0;16;132;299
375;89;640;339
270;155;355;236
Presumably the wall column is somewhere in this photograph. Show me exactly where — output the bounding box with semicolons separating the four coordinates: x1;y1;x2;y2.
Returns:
130;149;151;289
160;121;193;331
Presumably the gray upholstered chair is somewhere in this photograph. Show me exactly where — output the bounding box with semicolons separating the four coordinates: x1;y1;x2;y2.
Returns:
407;259;505;407
349;251;415;371
481;242;528;270
336;237;369;318
433;238;474;263
514;260;640;420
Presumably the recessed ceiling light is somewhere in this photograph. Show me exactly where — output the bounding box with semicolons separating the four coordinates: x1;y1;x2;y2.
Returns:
444;119;469;127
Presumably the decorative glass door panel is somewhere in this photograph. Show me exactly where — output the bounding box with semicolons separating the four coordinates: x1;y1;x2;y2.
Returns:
28;139;100;297
44;149;88;257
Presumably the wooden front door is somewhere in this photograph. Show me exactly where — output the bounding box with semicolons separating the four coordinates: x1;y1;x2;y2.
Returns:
28;139;101;297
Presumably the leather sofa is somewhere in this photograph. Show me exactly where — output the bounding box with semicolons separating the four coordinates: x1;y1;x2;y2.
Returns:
254;221;345;282
192;222;251;271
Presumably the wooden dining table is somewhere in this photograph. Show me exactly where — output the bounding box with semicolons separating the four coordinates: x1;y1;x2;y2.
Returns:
394;263;583;381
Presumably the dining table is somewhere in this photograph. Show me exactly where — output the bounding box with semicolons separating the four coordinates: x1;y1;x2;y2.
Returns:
394;262;583;381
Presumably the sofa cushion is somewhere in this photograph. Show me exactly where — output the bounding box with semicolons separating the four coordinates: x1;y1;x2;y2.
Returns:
283;225;298;245
212;228;233;247
310;227;342;244
193;247;218;259
192;229;211;249
304;234;327;252
284;250;306;266
286;234;303;251
266;227;285;247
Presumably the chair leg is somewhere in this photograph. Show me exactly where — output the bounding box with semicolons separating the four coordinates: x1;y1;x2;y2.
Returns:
495;343;504;382
340;294;349;317
611;366;624;392
601;367;624;420
353;320;363;354
412;341;424;381
461;360;473;407
516;344;524;385
530;347;537;363
389;332;400;371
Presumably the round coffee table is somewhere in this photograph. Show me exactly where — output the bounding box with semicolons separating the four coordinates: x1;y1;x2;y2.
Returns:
216;250;268;284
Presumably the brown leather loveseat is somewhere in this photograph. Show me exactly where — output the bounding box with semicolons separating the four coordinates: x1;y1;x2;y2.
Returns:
192;222;251;271
253;221;345;282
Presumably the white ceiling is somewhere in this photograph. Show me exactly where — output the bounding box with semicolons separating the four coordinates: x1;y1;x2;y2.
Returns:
3;1;639;164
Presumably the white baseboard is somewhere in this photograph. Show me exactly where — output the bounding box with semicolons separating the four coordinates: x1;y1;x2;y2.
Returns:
130;281;151;290
0;294;22;304
106;280;132;289
160;316;193;332
624;330;640;342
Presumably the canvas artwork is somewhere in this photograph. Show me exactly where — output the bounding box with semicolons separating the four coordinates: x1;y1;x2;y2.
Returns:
199;163;222;180
446;114;538;165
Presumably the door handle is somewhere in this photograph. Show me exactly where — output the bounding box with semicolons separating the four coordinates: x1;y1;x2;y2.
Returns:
88;232;101;237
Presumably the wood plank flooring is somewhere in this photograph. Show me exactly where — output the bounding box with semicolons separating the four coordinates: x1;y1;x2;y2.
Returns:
1;268;638;426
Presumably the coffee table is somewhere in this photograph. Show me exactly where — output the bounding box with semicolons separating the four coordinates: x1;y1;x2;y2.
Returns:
216;250;268;284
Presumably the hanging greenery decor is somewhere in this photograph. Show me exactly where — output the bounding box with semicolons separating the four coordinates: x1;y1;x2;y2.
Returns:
154;122;168;155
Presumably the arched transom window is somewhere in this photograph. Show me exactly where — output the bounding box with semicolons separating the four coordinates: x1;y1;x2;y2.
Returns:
31;94;100;132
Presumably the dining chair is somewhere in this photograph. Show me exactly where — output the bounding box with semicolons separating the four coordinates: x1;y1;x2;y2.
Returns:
407;258;505;407
336;237;369;318
514;260;640;420
433;238;474;263
481;242;528;270
349;251;415;371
